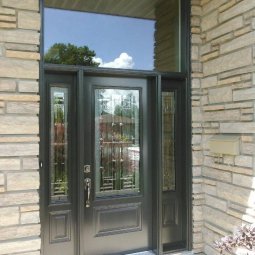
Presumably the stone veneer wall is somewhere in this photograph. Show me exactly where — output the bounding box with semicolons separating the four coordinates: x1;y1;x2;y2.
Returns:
0;0;41;254
191;0;255;254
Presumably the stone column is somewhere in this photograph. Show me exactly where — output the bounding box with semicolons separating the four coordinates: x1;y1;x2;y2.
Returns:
0;0;41;254
192;0;255;254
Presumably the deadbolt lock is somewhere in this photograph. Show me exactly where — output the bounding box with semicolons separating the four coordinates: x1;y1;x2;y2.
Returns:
84;165;91;174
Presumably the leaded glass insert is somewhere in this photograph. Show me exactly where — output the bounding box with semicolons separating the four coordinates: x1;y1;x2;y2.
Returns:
162;91;176;191
50;87;69;202
95;88;140;196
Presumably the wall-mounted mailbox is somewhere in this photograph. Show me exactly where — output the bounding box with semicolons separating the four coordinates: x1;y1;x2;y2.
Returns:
208;135;240;156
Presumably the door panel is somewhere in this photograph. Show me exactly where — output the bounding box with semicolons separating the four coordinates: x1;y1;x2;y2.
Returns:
82;76;152;255
161;78;187;251
43;72;77;255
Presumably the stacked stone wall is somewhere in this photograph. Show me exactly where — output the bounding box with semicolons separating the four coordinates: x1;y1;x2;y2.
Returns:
191;0;255;254
0;0;41;254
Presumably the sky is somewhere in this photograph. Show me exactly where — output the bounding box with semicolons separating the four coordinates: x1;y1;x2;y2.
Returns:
44;8;155;70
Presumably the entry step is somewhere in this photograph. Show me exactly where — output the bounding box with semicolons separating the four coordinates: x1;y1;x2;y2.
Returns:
126;251;193;255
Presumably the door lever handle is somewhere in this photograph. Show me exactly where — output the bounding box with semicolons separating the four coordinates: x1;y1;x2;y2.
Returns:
84;178;91;208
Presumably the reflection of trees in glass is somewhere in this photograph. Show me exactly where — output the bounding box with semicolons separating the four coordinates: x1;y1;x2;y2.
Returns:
45;43;99;66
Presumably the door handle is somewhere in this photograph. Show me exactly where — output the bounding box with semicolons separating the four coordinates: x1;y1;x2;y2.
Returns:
84;178;91;208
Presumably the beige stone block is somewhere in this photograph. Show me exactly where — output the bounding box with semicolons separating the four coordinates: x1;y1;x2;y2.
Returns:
191;34;202;44
219;66;255;80
207;16;243;41
203;0;228;15
205;194;227;211
0;225;40;241
6;50;40;60
211;33;233;46
20;205;39;212
235;155;253;168
0;143;39;157
6;43;38;52
203;167;231;183
204;244;221;255
0;15;16;22
0;116;38;135
19;81;38;93
225;102;253;110
2;0;39;11
193;205;203;221
201;10;218;31
0;58;39;79
233;87;255;101
204;206;241;232
201;51;219;62
0;136;39;143
203;105;224;111
219;0;255;23
18;11;40;30
232;173;254;188
7;172;39;191
193;167;202;177
0;7;15;15
0;191;39;206
0;93;39;102
209;87;232;104
191;5;202;16
0;207;19;226
193;151;203;165
0;30;39;45
0;238;41;255
0;80;16;92
234;25;252;37
191;45;199;61
193;183;202;194
192;107;203;122
218;76;241;86
217;182;254;206
0;174;4;185
219;0;236;13
201;76;217;88
241;142;255;155
23;158;39;170
0;22;16;28
204;110;240;122
21;211;40;224
221;32;255;54
204;48;252;76
7;102;39;114
0;158;20;170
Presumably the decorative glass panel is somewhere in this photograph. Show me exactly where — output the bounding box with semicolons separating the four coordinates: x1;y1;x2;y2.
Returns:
95;89;140;196
162;92;176;191
50;87;69;202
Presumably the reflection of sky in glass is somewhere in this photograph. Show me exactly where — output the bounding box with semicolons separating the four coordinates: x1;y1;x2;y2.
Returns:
44;8;155;70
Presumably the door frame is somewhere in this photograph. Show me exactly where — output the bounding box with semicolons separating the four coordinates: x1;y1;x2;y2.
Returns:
40;64;192;255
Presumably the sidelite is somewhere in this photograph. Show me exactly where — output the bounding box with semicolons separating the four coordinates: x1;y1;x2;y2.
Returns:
94;88;140;196
50;87;69;202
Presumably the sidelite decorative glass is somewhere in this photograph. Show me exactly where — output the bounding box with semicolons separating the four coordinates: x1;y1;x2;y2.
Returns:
50;87;69;202
162;92;176;191
95;88;140;196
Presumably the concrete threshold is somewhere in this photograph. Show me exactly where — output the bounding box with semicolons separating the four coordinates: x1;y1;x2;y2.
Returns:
127;251;193;255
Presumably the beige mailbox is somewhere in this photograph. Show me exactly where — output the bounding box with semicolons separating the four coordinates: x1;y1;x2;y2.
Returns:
208;135;240;156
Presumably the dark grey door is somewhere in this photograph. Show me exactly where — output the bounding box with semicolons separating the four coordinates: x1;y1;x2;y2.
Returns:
161;78;187;252
80;76;152;255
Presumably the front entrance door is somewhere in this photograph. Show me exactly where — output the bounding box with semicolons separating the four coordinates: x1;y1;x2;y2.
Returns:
80;76;152;255
42;68;189;255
